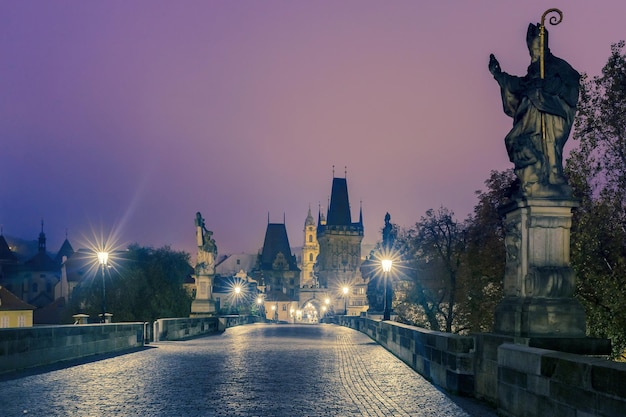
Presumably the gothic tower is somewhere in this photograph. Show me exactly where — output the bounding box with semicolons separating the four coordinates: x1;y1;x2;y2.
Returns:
301;206;319;288
316;176;364;290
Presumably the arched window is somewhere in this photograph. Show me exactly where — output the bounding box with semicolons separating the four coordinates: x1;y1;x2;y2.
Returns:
309;253;313;262
308;234;313;242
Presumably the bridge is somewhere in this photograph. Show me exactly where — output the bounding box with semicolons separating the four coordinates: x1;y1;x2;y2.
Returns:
0;323;496;416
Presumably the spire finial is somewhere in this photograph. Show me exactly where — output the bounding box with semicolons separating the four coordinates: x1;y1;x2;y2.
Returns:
345;166;347;178
332;165;335;177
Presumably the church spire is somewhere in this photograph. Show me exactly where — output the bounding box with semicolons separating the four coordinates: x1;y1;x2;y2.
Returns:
38;219;46;253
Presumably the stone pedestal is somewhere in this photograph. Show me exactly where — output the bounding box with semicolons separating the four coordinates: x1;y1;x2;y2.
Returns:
495;198;587;338
190;274;216;316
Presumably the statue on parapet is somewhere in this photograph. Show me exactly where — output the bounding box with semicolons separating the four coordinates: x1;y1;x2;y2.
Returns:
195;212;217;275
489;16;580;197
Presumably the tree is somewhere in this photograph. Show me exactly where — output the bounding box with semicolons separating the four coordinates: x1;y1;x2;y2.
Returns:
461;169;514;333
66;245;193;323
395;207;467;333
565;41;626;358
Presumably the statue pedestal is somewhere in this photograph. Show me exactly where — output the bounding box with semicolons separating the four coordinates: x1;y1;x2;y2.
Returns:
494;197;610;354
190;274;216;316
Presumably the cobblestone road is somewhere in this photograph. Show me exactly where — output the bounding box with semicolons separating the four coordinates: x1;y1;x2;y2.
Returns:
0;324;496;417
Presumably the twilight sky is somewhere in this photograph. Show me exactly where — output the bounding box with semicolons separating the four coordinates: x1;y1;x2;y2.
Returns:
1;1;624;258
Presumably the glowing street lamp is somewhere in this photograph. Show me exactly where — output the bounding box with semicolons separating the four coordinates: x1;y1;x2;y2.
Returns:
382;259;393;320
233;284;242;313
98;251;109;323
257;296;264;318
342;286;349;315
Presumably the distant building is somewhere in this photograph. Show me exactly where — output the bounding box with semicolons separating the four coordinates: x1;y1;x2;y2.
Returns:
1;223;61;309
301;207;319;288
315;176;368;316
0;285;35;328
215;253;257;276
256;220;301;321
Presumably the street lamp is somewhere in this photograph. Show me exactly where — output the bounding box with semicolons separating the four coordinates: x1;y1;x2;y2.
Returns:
257;296;264;318
233;284;242;313
97;251;109;323
342;286;349;315
382;258;393;320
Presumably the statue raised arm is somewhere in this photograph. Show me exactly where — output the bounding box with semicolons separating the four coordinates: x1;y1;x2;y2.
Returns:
489;22;579;197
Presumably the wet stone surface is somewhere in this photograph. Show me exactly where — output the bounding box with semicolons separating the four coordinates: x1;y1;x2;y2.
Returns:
0;324;496;416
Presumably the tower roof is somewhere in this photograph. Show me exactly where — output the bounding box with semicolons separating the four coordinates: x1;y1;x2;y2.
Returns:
327;177;352;226
305;206;315;227
260;223;298;270
55;238;75;265
0;235;18;263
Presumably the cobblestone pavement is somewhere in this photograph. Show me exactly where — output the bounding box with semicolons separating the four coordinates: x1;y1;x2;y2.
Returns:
0;324;497;417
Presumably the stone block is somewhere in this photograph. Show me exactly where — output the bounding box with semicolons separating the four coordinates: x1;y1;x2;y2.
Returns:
526;374;550;396
550;381;596;414
498;343;552;375
596;392;626;417
591;361;626;398
499;366;527;389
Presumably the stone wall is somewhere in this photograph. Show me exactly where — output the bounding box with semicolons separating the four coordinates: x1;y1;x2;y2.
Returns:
153;315;262;341
498;343;626;417
153;317;219;341
0;323;145;374
340;316;475;395
340;317;626;417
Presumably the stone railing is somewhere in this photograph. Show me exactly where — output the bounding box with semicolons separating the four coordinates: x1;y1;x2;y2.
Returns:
0;323;145;374
339;316;475;395
339;316;626;417
153;315;262;342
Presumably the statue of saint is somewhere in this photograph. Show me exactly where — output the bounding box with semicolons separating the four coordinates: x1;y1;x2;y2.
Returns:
489;23;580;197
195;212;217;275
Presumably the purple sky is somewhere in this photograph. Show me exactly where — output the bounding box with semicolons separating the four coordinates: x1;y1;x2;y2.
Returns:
1;1;624;258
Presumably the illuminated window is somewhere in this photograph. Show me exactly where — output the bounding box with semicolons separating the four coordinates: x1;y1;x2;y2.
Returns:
18;315;25;327
0;316;8;328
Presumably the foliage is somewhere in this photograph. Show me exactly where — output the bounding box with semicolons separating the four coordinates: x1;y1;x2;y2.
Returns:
66;245;193;323
565;41;626;359
390;170;513;334
394;207;467;333
461;169;513;333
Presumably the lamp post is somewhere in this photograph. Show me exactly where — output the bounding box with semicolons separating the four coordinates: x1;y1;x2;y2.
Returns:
257;296;264;319
342;286;349;315
382;259;392;320
97;251;109;323
233;284;242;314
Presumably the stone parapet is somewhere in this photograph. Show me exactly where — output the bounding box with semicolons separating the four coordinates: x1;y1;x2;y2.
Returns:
340;316;475;396
0;323;145;374
497;343;626;417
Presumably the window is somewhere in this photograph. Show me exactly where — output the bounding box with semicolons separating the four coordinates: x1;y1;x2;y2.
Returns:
0;316;8;328
282;304;287;311
309;253;313;262
308;234;313;243
17;315;25;327
237;259;241;265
